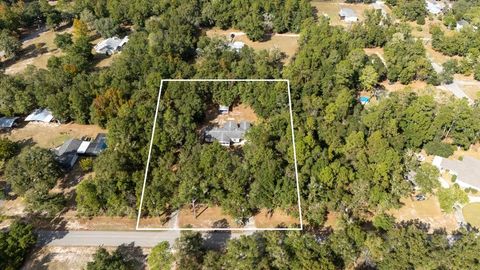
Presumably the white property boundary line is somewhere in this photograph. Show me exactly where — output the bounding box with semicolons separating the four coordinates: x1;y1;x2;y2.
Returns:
136;79;303;231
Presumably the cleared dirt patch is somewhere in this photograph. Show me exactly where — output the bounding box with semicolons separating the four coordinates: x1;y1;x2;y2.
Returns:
462;203;480;229
206;103;259;126
205;28;299;63
4;26;72;75
312;1;373;26
388;196;458;232
254;209;300;228
2;122;106;149
178;205;241;228
461;84;480;100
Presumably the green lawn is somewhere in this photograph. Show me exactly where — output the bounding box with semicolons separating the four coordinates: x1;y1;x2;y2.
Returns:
463;203;480;228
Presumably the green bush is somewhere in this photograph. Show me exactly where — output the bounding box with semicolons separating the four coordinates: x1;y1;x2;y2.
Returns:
451;175;457;182
424;141;455;157
80;157;94;172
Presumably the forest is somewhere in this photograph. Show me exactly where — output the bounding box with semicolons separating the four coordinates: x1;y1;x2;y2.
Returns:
0;0;480;269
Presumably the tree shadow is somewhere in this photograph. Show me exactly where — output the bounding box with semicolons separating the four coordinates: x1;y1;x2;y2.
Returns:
204;219;232;250
117;242;147;270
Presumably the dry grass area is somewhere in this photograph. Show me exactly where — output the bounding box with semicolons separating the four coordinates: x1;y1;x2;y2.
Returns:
462;203;480;229
22;246;150;270
311;1;374;27
4;26;72;75
450;143;480;161
254;209;300;228
205;28;299;63
208;104;259;126
461;84;480;100
380;80;429;93
324;212;340;229
178;205;241;228
0;197;26;217
2;122;106;149
388;196;458;232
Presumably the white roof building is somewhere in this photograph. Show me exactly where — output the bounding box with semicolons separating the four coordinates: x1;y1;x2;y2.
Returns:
228;41;245;52
372;2;387;16
426;0;443;15
25;109;54;123
94;36;129;55
339;8;358;23
433;156;480;190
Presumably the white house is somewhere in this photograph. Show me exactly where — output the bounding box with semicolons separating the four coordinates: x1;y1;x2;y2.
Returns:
433;156;480;190
426;0;443;15
94;36;129;55
228;41;245;52
339;8;358;23
25;108;54;123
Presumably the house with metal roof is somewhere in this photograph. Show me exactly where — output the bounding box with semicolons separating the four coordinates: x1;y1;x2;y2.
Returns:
0;117;19;129
426;0;443;15
433;156;480;190
228;41;245;52
204;121;251;147
339;8;358;23
25;109;54;123
55;133;108;168
94;36;129;55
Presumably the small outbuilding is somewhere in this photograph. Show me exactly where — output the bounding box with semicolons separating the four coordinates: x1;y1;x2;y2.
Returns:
0;117;19;129
456;20;469;31
25;109;54;123
219;105;229;114
228;41;245;52
94;36;129;55
339;8;358;23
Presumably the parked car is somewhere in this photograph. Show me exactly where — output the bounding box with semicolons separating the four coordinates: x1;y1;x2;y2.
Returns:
415;194;426;201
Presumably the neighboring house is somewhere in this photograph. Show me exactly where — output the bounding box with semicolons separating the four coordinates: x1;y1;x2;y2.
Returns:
94;36;129;55
219;105;229;114
228;41;245;52
372;2;387;17
204;121;251;147
339;8;358;23
426;0;443;15
55;133;108;168
456;20;469;31
433;156;480;190
0;117;19;129
25;108;54;123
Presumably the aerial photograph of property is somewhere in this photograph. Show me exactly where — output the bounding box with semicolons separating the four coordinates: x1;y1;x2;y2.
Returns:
0;0;480;269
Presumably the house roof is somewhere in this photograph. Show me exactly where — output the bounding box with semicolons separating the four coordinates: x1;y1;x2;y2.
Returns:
94;36;129;52
426;0;442;14
228;41;245;51
439;156;480;189
339;8;357;18
457;20;469;27
0;117;19;128
219;105;229;111
85;133;107;155
25;109;54;122
205;121;251;144
55;139;82;168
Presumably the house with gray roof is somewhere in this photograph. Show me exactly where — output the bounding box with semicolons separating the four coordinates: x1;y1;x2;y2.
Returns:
94;36;129;55
433;156;480;190
0;117;19;129
55;133;108;168
339;8;358;23
204;120;251;147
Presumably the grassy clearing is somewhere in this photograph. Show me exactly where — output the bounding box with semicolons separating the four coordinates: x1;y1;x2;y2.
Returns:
462;203;480;229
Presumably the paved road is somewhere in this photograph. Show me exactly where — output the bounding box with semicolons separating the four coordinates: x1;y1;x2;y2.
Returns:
37;230;250;248
37;230;181;247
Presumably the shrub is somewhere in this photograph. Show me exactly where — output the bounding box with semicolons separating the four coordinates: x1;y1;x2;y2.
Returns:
424;140;455;157
80;157;94;172
451;175;457;182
